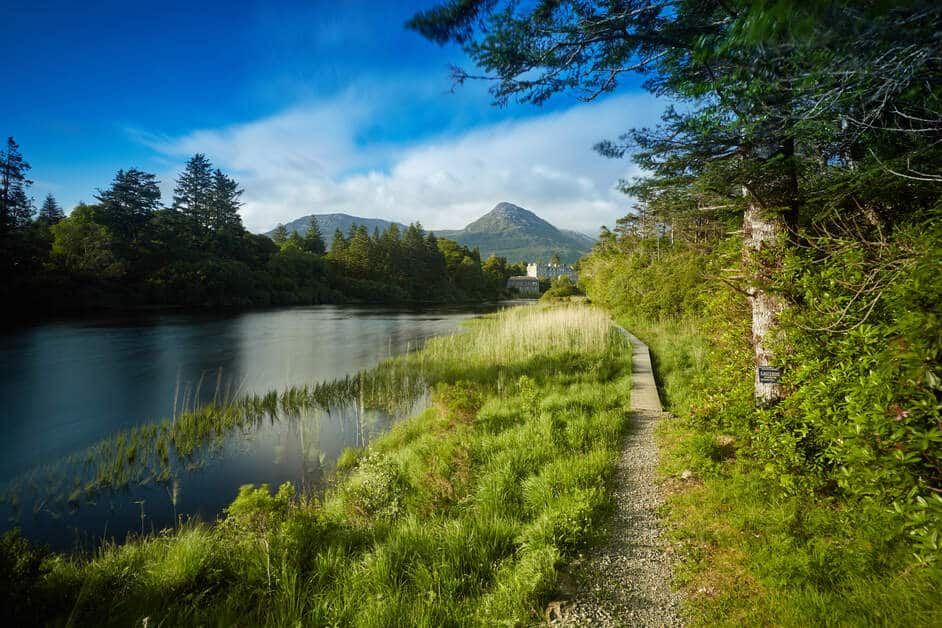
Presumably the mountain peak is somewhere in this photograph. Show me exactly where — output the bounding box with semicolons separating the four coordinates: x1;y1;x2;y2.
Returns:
464;202;555;234
490;201;531;216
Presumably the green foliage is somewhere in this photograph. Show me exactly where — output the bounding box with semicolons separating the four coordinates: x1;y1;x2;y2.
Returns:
302;217;326;255
95;168;161;245
7;305;631;625
767;213;942;559
0;136;34;233
326;220;515;302
172;153;214;229
581;204;942;622
271;223;287;246
540;275;581;301
50;204;125;278
1;145;513;316
36;193;63;225
0;529;49;624
226;483;296;533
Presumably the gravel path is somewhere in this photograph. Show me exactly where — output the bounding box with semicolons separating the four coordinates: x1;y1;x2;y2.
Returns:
550;325;683;627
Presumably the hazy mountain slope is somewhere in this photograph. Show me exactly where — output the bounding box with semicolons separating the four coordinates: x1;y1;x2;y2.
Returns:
267;213;407;242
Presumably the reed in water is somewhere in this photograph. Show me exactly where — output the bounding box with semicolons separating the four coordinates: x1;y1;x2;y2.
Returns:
3;304;631;627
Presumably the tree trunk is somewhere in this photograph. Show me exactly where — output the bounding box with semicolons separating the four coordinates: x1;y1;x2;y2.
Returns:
742;197;788;407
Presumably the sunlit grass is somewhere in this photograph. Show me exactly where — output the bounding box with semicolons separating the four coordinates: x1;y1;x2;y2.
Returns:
2;304;614;518
636;316;942;627
420;304;613;366
2;303;634;626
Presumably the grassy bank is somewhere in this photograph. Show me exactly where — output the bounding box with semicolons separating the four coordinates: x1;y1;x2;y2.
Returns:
2;304;632;626
581;224;942;625
629;318;941;626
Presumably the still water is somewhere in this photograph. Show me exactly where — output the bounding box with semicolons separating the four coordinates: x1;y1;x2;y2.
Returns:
0;304;507;550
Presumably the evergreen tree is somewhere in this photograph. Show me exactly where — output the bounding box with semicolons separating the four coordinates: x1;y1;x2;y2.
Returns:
37;193;64;225
272;223;288;246
401;223;427;289
330;229;348;259
285;231;305;251
424;232;448;290
345;224;373;279
172;154;214;229
0;137;34;233
95;168;161;242
379;223;403;282
303;217;326;255
209;169;243;232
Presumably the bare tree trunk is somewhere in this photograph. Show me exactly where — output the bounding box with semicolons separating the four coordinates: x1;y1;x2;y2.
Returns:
743;197;788;407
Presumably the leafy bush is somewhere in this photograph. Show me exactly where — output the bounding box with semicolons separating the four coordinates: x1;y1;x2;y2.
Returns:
0;530;49;624
581;206;942;622
771;214;942;559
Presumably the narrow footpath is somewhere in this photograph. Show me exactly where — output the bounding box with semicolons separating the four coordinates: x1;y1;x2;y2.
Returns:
554;325;683;626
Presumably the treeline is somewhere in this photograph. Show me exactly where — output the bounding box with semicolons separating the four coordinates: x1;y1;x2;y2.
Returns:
274;220;526;303
0;139;521;318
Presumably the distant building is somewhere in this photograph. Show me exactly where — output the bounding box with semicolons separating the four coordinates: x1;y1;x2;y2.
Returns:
506;276;541;296
526;262;577;282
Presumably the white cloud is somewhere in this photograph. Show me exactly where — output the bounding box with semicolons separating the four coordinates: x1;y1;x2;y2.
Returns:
146;91;665;235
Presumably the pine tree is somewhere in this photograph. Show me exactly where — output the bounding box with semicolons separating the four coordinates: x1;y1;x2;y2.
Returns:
303;217;326;255
37;193;64;224
0;137;34;233
286;231;304;251
172;154;214;230
330;228;348;261
375;223;402;282
272;223;288;246
401;223;427;286
345;224;372;279
423;232;448;299
95;168;161;242
209;169;243;232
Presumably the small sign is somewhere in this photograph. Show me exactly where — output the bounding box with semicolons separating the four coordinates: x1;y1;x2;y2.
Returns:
758;366;782;384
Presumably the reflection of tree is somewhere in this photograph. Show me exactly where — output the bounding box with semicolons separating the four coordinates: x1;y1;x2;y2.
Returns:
297;411;325;494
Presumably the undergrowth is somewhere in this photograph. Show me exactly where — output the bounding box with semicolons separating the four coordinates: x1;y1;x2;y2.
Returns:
581;211;942;626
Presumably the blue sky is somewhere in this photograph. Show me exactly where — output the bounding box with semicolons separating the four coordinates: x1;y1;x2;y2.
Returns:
3;0;665;233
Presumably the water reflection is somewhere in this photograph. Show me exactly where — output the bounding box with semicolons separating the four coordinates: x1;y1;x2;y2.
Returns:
0;303;508;550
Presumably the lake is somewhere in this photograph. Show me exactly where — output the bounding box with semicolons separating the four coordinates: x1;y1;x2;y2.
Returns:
0;303;512;550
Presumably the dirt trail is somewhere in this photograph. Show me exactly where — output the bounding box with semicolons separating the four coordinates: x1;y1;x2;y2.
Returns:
553;325;683;627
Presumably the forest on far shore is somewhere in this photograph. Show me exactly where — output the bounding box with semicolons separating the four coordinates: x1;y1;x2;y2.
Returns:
0;145;526;320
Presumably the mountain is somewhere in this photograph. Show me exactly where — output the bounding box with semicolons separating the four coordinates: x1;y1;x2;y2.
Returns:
265;204;595;262
433;202;595;263
560;229;598;249
267;213;407;243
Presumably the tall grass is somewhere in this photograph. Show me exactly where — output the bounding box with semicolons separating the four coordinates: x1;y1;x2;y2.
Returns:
421;305;613;366
4;307;611;516
2;303;634;626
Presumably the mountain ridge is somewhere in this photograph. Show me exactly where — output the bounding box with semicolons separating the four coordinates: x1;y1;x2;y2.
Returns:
266;203;595;262
268;213;407;240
